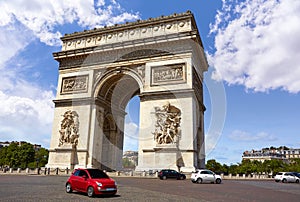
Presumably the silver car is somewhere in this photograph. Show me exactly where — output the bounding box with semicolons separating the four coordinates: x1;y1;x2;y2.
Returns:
274;172;300;183
191;169;222;184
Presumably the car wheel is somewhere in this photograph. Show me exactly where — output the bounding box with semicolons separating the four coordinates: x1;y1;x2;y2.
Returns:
296;179;299;183
87;186;94;197
196;178;202;184
282;178;287;183
66;183;72;193
162;176;167;180
216;178;222;184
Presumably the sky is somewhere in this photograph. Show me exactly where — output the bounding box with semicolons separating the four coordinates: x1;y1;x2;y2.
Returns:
1;0;300;165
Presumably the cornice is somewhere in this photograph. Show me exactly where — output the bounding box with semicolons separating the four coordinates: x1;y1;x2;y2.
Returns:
57;11;203;53
62;11;195;40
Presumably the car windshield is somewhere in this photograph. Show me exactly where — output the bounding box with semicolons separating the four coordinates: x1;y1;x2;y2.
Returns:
87;169;109;179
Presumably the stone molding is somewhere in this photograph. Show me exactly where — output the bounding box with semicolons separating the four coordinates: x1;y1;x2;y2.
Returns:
59;11;203;52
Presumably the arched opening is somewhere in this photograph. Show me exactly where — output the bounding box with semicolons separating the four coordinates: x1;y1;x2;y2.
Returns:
94;71;141;171
123;95;140;170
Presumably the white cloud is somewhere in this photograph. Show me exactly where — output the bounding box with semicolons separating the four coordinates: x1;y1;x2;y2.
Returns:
229;130;277;142
0;87;55;147
0;0;139;66
0;0;139;147
208;0;300;93
123;122;139;151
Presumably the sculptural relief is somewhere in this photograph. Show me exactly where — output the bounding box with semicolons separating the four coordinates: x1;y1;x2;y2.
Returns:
136;65;145;83
58;110;80;146
153;102;181;145
61;75;88;94
151;63;185;85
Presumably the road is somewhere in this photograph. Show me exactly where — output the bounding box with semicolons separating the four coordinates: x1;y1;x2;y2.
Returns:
0;175;299;201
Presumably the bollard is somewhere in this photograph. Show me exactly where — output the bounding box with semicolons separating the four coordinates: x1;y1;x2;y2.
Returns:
9;168;13;173
65;167;69;175
56;167;59;175
142;171;146;177
47;167;50;175
26;168;30;174
17;168;21;173
130;170;133;176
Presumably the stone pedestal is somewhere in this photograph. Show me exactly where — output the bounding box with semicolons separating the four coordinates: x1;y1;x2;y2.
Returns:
47;144;76;169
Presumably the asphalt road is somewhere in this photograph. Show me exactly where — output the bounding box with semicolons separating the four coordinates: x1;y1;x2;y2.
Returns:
0;175;299;202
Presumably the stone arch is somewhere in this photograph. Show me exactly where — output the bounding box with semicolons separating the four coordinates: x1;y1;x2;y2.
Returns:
92;69;142;171
47;11;208;172
93;67;144;101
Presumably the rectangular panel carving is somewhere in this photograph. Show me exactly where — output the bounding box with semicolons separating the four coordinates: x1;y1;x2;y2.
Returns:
61;75;88;94
151;63;186;86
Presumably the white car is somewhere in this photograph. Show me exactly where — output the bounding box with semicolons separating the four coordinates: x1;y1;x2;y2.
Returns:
274;172;300;183
191;169;222;184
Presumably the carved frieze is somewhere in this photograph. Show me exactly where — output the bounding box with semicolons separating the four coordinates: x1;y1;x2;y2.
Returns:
59;11;196;52
61;75;88;94
58;110;79;146
153;102;181;145
135;65;145;83
93;69;106;85
151;63;185;86
117;49;172;62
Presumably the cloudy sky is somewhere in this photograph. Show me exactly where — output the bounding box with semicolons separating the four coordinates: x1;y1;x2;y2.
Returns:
1;0;300;165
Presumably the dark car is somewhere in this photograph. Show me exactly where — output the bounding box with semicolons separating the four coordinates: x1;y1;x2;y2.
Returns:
158;169;186;180
291;172;300;178
66;168;117;197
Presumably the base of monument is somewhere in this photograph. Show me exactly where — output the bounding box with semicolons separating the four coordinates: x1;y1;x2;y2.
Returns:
46;144;77;169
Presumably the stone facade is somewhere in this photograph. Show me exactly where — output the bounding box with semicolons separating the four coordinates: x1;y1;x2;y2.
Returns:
46;11;208;172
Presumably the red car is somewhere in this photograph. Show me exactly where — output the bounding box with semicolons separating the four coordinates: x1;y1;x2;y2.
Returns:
66;168;117;197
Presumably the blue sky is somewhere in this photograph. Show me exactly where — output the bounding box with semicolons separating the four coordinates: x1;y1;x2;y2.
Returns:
1;0;300;165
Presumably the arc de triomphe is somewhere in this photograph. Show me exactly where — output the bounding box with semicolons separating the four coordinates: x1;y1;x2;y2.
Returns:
46;11;208;172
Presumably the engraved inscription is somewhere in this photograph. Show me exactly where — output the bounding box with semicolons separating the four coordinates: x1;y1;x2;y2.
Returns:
151;63;185;85
61;75;88;94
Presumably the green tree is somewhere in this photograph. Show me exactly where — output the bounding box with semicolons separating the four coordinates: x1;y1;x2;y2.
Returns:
0;146;8;166
35;148;49;167
19;143;35;169
228;164;239;175
122;158;135;169
206;159;223;173
0;142;49;169
6;142;20;168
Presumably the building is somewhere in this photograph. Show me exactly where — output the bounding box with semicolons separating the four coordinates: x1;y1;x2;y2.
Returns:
0;141;41;151
242;146;300;163
122;151;138;168
242;149;286;162
280;149;300;159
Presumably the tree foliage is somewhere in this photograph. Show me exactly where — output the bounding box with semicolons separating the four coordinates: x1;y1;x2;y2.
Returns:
122;158;135;169
206;158;300;175
0;142;48;169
